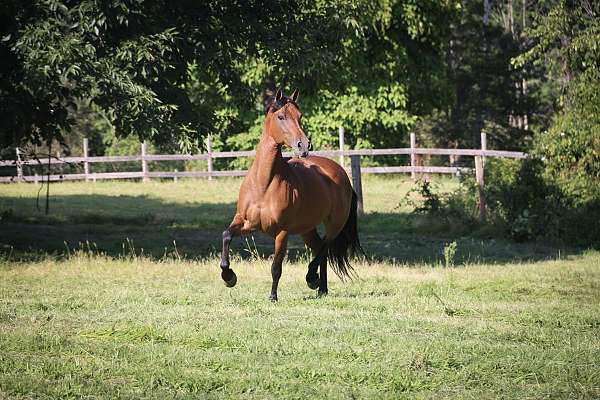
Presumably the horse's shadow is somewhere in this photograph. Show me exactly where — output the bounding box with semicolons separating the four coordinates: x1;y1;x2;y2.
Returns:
0;193;584;265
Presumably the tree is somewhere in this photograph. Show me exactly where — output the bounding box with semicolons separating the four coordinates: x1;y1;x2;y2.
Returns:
412;0;549;152
477;0;600;245
0;1;374;153
514;0;600;202
209;0;459;156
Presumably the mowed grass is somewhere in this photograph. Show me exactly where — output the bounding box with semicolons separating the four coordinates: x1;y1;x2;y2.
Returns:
1;253;599;399
1;176;599;398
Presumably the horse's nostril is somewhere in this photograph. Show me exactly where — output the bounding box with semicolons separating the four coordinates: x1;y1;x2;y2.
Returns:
297;142;302;149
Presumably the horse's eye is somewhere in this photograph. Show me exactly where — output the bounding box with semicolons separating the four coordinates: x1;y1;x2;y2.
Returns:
277;114;285;120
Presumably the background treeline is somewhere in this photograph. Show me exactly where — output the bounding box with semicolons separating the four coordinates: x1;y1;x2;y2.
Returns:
1;0;598;244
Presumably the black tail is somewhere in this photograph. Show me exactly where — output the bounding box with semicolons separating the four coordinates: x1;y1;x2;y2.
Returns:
327;190;363;280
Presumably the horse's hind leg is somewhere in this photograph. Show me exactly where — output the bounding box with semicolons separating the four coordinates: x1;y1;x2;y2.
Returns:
302;229;328;295
319;256;328;296
220;214;252;287
269;231;288;302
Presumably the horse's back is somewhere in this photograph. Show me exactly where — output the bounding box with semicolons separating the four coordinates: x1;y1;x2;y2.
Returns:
288;155;351;189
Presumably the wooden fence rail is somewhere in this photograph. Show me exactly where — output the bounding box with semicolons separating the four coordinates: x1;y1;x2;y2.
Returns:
0;130;528;221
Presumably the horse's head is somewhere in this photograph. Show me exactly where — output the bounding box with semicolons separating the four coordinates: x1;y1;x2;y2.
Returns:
266;88;310;158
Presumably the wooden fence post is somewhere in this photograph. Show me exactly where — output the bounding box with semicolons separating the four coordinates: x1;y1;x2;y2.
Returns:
207;134;213;181
141;141;149;182
475;155;486;222
410;132;416;181
480;130;487;166
350;155;364;216
338;126;345;168
15;148;23;182
83;138;90;182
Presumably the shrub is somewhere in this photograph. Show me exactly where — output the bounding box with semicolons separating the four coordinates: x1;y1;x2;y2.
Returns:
457;156;599;246
400;179;478;235
482;158;562;242
402;180;443;214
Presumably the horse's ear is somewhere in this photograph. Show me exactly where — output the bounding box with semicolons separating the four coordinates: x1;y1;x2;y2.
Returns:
275;88;283;101
290;88;299;102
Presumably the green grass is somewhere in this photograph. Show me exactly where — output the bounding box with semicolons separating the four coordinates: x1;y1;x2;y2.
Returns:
1;176;599;398
0;176;575;263
1;253;599;399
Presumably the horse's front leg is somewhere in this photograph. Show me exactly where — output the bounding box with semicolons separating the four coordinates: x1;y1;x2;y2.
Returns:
269;231;288;302
220;214;249;287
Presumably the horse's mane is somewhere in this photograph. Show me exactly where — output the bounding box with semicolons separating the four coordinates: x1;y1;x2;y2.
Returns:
265;95;298;115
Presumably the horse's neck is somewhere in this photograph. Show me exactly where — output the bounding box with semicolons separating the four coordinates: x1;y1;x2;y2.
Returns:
251;131;286;192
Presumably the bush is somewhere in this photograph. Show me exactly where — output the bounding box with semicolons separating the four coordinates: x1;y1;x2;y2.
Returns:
400;179;478;235
402;180;443;214
533;110;600;205
449;157;599;246
482;158;561;242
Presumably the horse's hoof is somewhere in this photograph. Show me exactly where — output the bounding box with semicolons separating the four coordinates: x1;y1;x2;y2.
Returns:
306;272;320;290
317;290;328;297
221;269;237;288
269;294;278;302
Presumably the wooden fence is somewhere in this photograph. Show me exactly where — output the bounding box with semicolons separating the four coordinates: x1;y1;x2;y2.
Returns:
0;130;527;221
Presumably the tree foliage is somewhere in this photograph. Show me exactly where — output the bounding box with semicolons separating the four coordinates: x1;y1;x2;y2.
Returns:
1;0;459;155
469;0;600;244
519;0;600;203
189;0;459;154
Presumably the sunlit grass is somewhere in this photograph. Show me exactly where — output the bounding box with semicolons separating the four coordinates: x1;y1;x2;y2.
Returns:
1;177;599;398
1;251;599;399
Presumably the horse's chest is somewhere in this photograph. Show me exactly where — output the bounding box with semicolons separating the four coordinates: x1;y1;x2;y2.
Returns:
237;193;289;237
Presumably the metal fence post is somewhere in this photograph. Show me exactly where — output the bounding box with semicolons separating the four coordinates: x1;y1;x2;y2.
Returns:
338;126;345;168
410;132;416;181
475;155;486;222
350;155;364;216
207;134;213;181
83;138;90;182
141;141;149;182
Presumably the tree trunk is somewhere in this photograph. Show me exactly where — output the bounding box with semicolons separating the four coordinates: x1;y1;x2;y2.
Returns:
483;0;491;26
521;0;528;130
508;0;514;36
479;0;491;146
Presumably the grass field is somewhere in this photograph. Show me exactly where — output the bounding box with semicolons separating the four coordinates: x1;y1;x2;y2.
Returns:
1;177;599;398
0;176;573;263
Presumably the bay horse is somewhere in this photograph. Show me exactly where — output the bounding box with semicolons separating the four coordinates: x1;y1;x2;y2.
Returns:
219;88;362;301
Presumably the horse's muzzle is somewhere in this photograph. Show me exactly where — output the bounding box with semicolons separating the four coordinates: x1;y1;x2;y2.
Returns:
293;150;309;158
295;140;310;158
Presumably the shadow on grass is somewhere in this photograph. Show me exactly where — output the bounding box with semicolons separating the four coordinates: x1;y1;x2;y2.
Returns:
0;193;583;265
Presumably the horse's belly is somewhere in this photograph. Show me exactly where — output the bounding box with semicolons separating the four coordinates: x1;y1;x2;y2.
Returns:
282;189;331;234
258;185;329;236
284;215;326;235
